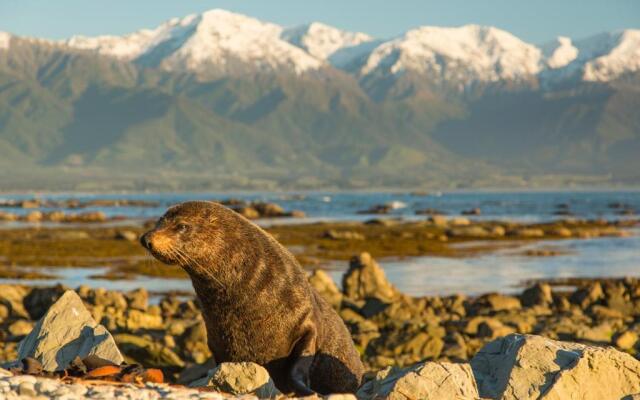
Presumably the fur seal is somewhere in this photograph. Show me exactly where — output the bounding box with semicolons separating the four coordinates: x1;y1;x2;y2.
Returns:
140;201;364;395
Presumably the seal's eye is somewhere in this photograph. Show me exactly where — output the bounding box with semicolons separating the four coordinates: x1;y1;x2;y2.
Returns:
175;223;190;233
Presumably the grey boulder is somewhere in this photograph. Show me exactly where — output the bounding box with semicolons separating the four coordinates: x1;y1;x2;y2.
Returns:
16;290;123;371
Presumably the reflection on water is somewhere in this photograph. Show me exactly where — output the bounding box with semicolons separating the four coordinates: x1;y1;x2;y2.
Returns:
326;233;640;297
1;233;637;298
1;233;638;298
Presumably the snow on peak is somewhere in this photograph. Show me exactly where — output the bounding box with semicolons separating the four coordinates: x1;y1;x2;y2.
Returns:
541;36;578;69
358;24;542;83
578;30;640;81
64;9;323;74
18;9;638;83
0;32;11;50
282;22;373;60
158;9;322;73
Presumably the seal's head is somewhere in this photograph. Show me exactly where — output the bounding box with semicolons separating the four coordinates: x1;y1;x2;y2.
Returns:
140;201;225;269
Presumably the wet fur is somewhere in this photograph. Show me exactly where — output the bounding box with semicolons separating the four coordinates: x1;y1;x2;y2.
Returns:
141;201;364;395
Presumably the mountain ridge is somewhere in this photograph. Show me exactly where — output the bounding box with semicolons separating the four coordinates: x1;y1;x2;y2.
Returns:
0;9;639;190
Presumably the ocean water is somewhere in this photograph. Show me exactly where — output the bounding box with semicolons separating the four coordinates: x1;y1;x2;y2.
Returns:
0;190;638;296
1;190;639;222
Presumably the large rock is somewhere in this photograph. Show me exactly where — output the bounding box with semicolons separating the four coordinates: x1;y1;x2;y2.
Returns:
16;290;123;371
0;284;30;318
471;333;640;400
189;362;280;398
357;362;479;400
342;253;399;301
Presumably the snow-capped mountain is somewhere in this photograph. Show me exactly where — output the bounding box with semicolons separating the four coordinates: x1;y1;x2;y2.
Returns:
575;30;640;82
281;22;373;60
65;9;323;74
0;32;11;49
353;25;543;85
2;9;639;85
539;30;640;83
541;36;579;69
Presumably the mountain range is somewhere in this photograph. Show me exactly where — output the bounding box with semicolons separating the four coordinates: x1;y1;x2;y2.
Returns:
0;9;639;190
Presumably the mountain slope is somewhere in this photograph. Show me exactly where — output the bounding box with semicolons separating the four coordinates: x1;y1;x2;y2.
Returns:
0;10;638;190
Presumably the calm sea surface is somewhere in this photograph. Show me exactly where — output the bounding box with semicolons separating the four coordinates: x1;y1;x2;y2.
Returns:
1;190;638;296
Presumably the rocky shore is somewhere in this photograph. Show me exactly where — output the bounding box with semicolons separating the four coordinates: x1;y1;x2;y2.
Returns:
1;253;640;398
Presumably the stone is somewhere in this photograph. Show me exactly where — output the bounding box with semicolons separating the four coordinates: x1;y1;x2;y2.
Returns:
570;282;604;309
235;206;260;219
177;358;217;385
477;319;516;339
122;309;163;330
483;293;522;311
23;284;68;320
449;217;471;226
323;229;365;240
114;334;184;369
308;269;343;308
549;227;573;237
115;230;138;241
428;215;448;227
16;290;123;371
575;323;614;343
357;362;479;400
471;333;640;400
342;253;399;301
89;288;128;310
521;283;553;307
8;320;33;337
125;288;149;311
0;284;30;318
615;331;638;350
447;226;490;238
24;211;43;222
189;362;280;398
510;228;545;238
253;202;286;217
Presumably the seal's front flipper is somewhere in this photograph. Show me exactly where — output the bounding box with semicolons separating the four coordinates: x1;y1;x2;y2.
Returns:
289;326;318;396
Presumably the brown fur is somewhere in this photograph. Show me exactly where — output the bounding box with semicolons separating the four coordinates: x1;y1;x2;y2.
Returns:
140;201;364;395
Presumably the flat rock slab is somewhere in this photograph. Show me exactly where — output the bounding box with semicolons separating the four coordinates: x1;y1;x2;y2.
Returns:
471;333;640;400
17;290;124;371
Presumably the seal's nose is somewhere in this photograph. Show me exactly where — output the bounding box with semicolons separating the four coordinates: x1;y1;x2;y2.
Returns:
140;232;153;250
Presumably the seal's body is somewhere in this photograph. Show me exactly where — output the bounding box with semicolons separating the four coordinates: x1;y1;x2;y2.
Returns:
140;201;364;395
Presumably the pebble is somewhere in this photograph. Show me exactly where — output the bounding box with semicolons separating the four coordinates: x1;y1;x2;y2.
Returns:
0;374;262;399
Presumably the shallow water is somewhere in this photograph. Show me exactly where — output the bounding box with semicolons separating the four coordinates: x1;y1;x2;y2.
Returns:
2;232;637;298
2;190;639;222
0;190;639;296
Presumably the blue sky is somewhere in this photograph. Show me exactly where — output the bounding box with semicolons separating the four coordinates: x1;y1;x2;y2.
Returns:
1;0;638;44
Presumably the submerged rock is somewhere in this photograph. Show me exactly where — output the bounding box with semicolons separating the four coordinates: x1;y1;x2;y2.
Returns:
16;290;123;371
357;362;479;400
189;362;280;398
